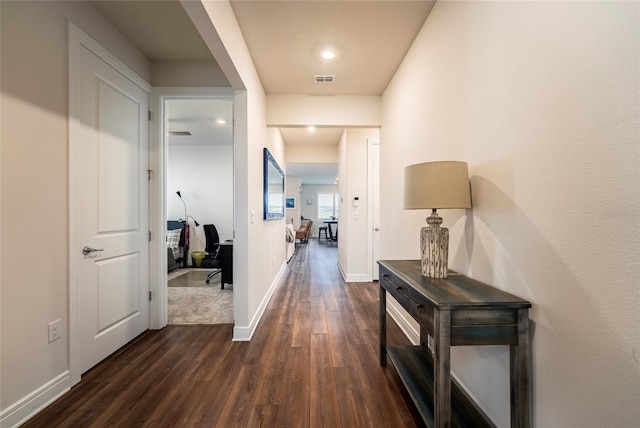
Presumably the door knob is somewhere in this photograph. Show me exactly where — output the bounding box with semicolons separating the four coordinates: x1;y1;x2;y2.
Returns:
82;246;104;256
374;227;380;231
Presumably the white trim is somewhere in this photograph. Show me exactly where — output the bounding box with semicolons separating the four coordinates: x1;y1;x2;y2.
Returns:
68;22;151;386
338;260;347;281
344;273;372;283
149;87;234;330
367;138;380;281
336;262;372;283
233;261;287;341
0;371;70;428
386;298;420;345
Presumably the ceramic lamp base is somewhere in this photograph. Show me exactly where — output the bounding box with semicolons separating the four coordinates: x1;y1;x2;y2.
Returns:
420;210;449;278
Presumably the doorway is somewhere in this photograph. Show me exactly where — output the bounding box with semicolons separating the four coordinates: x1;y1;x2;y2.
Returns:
159;93;234;325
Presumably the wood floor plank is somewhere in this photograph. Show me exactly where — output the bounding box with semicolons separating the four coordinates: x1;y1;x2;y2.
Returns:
310;333;341;427
326;309;349;368
253;323;292;405
117;358;200;426
311;292;329;334
247;404;280;427
291;301;311;347
184;341;248;424
215;364;266;427
276;345;312;427
22;239;422;428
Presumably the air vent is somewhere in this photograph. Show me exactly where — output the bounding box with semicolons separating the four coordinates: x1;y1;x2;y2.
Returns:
167;131;191;136
314;74;335;83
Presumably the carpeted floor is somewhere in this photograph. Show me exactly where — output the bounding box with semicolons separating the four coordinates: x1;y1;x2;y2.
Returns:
168;269;233;325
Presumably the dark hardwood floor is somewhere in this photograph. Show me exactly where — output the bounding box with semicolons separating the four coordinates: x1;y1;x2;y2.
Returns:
24;239;422;427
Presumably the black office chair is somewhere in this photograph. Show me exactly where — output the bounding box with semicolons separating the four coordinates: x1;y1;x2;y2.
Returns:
201;224;222;284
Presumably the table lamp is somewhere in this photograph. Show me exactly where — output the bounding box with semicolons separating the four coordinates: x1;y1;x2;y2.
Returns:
404;161;472;278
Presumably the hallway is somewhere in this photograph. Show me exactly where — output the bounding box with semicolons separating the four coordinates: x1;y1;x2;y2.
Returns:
23;239;421;427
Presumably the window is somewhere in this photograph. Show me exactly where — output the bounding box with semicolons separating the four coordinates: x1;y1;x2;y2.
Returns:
317;193;339;219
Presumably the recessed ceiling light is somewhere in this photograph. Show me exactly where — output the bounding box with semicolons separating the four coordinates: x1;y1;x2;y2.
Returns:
307;126;316;132
321;49;336;60
216;118;227;125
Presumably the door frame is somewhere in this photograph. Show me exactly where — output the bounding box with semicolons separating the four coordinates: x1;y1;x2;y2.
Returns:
68;23;151;386
149;87;234;330
367;138;380;281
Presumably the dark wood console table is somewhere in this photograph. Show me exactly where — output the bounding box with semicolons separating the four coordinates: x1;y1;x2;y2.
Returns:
378;260;532;428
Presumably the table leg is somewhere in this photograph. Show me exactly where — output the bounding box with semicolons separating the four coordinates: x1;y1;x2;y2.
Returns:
379;284;387;366
510;308;531;428
434;309;452;428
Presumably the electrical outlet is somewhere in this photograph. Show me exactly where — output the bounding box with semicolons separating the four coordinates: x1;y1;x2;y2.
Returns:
48;319;61;343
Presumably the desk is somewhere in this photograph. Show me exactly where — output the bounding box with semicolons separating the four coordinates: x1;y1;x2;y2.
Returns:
378;260;532;428
220;241;233;289
323;220;338;241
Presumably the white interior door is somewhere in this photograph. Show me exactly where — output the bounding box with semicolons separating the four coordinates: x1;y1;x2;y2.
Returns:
75;41;150;374
371;140;381;280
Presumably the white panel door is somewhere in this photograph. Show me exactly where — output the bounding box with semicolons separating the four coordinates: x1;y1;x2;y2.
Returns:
77;44;149;374
372;142;380;281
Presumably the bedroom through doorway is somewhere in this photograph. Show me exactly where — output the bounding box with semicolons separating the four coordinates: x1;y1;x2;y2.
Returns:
164;95;234;325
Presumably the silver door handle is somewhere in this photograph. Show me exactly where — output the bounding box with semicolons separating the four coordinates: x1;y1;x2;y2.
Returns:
374;227;380;231
82;246;104;256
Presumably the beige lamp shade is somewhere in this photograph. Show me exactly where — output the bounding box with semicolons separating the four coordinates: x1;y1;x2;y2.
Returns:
404;161;471;210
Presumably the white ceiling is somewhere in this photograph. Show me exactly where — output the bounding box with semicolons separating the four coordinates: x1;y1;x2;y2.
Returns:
91;1;214;62
166;99;233;146
287;162;339;185
90;0;435;182
230;0;435;95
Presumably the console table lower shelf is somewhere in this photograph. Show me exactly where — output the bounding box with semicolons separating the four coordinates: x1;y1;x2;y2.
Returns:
387;345;494;428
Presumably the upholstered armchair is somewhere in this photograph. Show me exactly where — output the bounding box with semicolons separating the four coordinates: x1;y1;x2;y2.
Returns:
295;219;313;243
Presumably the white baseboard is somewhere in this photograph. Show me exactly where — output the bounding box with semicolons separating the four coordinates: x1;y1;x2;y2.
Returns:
343;273;372;282
0;371;70;428
337;260;345;281
386;299;419;345
233;261;287;341
336;260;372;283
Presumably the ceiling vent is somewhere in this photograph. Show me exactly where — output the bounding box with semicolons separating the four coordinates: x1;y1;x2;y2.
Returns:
314;74;335;83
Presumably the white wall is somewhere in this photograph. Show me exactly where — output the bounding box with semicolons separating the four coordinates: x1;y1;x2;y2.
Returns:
151;61;229;87
167;144;234;252
1;0;151;418
342;129;378;281
267;94;381;127
381;2;639;427
182;1;288;340
285;144;338;163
